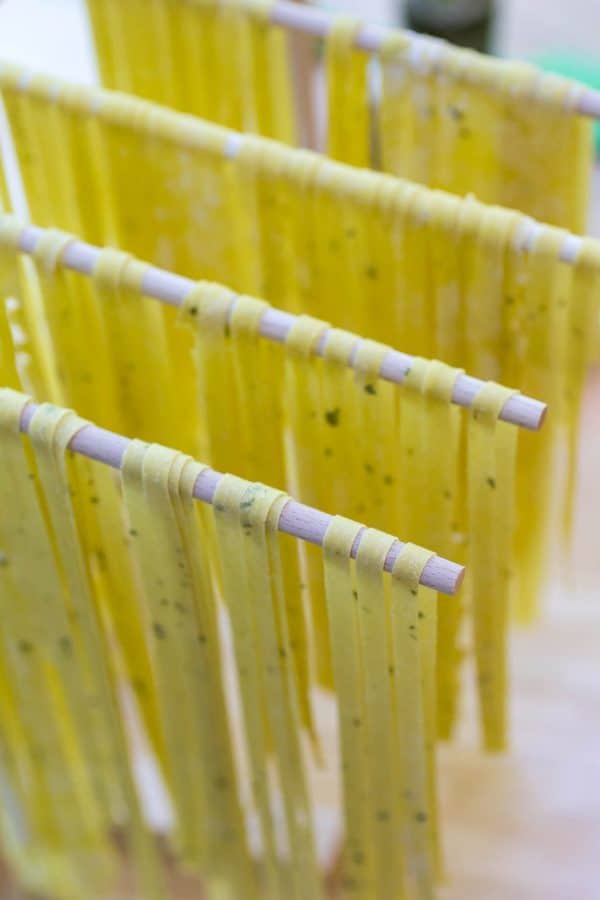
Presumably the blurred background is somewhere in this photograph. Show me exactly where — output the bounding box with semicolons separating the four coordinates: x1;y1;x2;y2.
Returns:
0;1;598;898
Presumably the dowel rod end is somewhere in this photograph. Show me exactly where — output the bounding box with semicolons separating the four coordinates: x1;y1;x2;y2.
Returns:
421;556;465;596
501;395;548;431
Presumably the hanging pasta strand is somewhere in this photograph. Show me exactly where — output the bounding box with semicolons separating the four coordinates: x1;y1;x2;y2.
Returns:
29;229;117;424
72;446;167;775
377;32;593;229
239;481;322;899
390;544;437;900
242;0;297;143
563;240;600;539
322;519;440;900
0;392;100;900
419;363;463;741
325;17;370;167
0;199;543;753
354;528;406;900
504;227;570;621
121;442;254;897
212;475;312;900
179;283;316;742
0;215;55;397
84;0;298;140
0;252;20;390
467;382;519;750
284;315;334;687
82;0;594;231
0;390;164;900
30;403;164;898
90;248;179;447
322;516;374;899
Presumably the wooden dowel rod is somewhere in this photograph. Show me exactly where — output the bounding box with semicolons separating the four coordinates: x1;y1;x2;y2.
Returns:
270;0;600;120
17;401;465;596
14;222;547;431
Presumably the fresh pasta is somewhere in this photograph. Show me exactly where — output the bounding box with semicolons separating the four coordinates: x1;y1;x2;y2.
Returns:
322;520;438;899
83;0;593;232
85;0;297;143
0;215;536;746
179;287;515;747
0;389;161;900
0;71;593;498
0;386;453;899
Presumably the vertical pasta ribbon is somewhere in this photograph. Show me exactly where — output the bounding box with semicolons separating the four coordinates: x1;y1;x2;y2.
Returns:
467;382;519;750
326;18;370;167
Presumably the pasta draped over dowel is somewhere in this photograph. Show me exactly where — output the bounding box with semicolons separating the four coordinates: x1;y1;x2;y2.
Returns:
0;67;594;612
0;217;522;749
83;0;593;231
0;388;449;900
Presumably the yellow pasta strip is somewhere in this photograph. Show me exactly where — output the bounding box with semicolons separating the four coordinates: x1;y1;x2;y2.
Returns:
355;528;404;900
26;403;165;900
507;226;569;621
229;297;316;743
122;441;254;895
0;61;587;736
396;360;442;862
73;448;166;775
319;328;363;518
426;192;460;365
442;52;503;203
322;515;374;899
377;34;593;230
378;34;414;177
0;214;54;396
238;482;322;900
84;0;122;90
30;228;117;427
284;314;332;688
274;148;324;314
399;188;435;358
83;0;593;227
308;165;362;330
0;390;117;897
352;339;398;533
325;17;370;167
58;82;117;246
398;357;429;545
391;544;436;900
174;457;255;897
0;394;83;897
236;138;300;303
421;362;463;740
121;442;208;865
467;382;519;750
90;248;177;445
564;240;600;537
212;474;282;899
161;0;213;119
179;280;238;467
0;71;51;226
464;206;520;380
29;405;123;813
242;0;297;143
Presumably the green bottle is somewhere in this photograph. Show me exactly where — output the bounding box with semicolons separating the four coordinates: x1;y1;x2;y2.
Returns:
404;0;497;53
